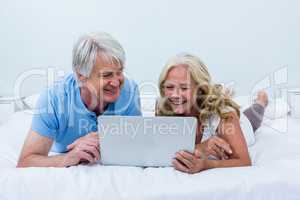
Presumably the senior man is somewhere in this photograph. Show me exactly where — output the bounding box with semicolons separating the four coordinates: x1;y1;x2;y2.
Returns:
17;32;141;167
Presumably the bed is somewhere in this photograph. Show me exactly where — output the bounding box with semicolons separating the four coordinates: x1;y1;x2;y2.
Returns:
0;95;300;200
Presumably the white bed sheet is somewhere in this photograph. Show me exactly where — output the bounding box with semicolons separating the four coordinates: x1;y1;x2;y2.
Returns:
0;111;300;200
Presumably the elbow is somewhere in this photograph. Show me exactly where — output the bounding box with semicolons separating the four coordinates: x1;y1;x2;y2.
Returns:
16;157;31;168
247;158;252;166
231;154;252;167
241;157;252;167
16;161;26;168
16;159;27;168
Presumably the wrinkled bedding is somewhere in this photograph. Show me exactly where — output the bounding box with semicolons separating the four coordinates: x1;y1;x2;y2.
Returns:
0;111;300;200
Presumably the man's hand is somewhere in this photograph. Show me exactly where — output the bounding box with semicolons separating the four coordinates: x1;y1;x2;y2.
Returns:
196;136;232;160
64;132;100;167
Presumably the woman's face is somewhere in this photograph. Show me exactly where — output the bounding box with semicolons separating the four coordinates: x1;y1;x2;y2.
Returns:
162;65;198;115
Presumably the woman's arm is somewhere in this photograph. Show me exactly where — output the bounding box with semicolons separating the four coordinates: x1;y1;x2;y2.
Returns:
214;111;251;167
173;112;251;174
195;136;233;160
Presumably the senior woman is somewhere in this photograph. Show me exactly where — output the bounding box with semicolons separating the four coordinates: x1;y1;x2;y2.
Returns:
156;53;268;174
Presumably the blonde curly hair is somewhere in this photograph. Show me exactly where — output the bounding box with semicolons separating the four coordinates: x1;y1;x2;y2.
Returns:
156;53;240;123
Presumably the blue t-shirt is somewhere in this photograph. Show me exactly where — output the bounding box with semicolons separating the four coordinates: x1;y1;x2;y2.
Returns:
31;73;142;153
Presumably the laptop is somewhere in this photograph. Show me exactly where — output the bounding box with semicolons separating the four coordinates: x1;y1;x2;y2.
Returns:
97;116;197;167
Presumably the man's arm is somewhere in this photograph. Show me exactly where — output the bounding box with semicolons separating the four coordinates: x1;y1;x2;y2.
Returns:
17;130;99;168
17;130;67;167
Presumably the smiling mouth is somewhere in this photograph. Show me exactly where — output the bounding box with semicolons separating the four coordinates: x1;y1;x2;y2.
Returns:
169;99;187;105
103;87;118;95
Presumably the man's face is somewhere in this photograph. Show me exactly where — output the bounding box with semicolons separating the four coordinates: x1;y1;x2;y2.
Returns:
81;54;124;105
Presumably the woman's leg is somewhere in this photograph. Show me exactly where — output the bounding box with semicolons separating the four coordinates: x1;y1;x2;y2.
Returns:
243;91;268;132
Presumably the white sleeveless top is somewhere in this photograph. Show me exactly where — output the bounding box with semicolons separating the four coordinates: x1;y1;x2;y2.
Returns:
201;113;256;147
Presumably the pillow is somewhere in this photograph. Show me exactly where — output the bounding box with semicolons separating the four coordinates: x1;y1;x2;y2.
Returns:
264;98;291;120
12;94;40;112
0;111;32;167
0;103;14;125
23;93;40;110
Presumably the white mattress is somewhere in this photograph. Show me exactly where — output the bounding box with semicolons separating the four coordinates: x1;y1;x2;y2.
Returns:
0;111;300;200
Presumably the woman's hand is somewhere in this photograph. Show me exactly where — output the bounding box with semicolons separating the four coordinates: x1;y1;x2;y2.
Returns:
196;136;232;160
172;150;207;174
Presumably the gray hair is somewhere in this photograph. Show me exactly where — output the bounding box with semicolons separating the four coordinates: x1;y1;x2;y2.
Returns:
72;32;126;77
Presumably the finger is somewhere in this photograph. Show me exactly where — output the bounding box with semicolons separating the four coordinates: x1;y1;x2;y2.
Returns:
68;138;99;153
67;142;76;151
175;152;194;169
216;148;228;160
194;149;205;159
83;136;99;144
87;145;100;161
211;144;223;160
81;139;100;149
205;144;218;158
80;144;100;161
87;132;99;140
221;150;229;160
172;159;190;173
207;148;221;159
89;132;98;137
78;151;95;164
77;137;99;148
214;137;232;154
180;151;197;164
67;133;99;149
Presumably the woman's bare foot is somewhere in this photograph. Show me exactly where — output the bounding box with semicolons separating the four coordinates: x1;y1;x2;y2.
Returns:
255;90;268;108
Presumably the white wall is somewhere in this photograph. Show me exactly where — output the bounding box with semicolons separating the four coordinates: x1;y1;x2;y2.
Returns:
0;0;299;97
